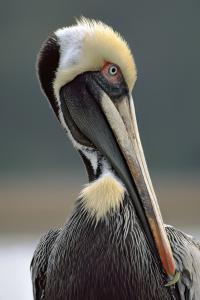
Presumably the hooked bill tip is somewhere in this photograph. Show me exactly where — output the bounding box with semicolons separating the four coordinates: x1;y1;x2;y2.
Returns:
164;270;180;287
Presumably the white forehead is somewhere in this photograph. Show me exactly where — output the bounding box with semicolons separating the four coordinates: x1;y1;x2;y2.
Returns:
55;25;87;71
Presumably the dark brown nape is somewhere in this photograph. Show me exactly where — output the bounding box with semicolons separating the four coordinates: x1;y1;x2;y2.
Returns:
37;34;60;117
79;150;96;182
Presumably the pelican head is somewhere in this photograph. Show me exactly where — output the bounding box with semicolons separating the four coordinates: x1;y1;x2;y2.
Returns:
37;18;176;280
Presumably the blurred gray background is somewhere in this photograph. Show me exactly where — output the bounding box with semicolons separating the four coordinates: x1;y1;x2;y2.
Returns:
1;1;200;299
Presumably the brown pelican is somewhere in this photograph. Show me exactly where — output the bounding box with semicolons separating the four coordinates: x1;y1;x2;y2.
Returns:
31;18;200;299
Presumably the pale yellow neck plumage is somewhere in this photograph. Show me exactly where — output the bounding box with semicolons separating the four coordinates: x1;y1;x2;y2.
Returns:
80;174;125;221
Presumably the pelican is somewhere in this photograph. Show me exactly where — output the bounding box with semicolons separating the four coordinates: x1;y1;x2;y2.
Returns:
31;18;200;299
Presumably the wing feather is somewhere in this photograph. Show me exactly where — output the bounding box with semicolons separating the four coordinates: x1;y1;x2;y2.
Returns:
166;226;200;300
31;228;61;300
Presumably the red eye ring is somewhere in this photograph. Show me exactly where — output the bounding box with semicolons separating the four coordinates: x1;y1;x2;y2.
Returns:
101;62;122;84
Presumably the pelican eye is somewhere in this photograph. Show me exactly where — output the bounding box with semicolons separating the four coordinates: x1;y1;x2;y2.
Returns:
108;65;118;76
101;63;122;85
